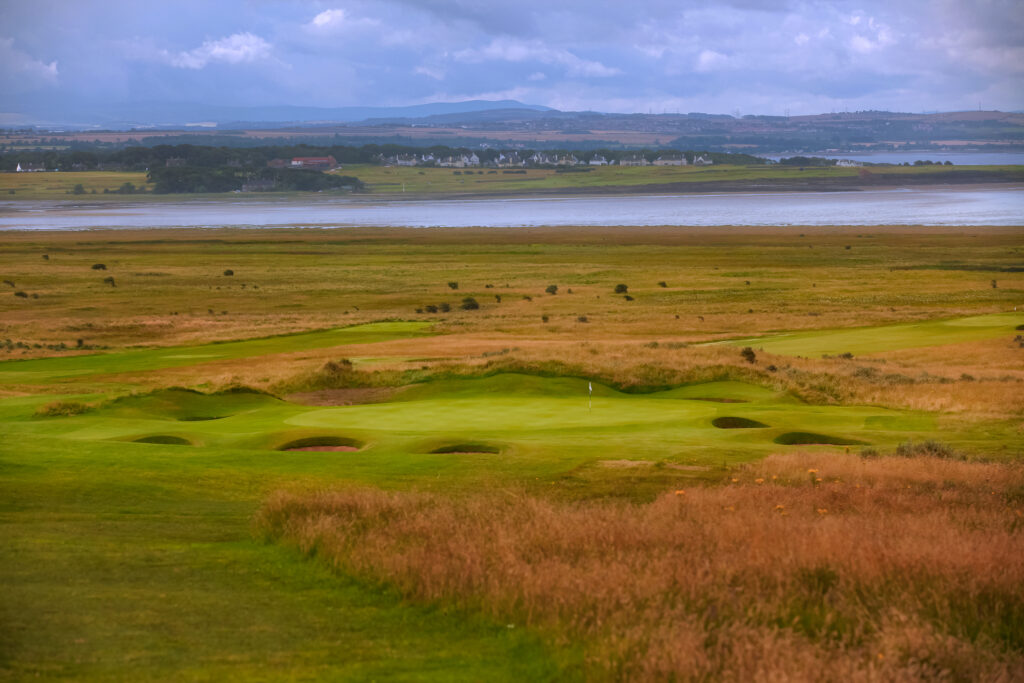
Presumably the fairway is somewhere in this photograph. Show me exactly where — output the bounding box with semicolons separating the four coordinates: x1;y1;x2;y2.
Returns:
0;321;432;384
725;312;1024;356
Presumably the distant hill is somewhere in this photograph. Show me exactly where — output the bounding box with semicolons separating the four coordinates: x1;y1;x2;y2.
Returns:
12;100;554;130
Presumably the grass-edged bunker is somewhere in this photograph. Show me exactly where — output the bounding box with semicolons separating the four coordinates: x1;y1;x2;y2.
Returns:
712;416;770;429
132;435;193;446
278;436;363;452
429;443;502;455
773;431;867;446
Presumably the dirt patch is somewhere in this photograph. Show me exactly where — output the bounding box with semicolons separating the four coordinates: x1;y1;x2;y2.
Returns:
286;445;359;452
286;387;396;406
599;459;654;468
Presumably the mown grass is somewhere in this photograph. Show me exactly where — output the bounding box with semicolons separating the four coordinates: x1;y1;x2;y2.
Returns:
0;224;1021;679
258;452;1024;681
0;433;571;681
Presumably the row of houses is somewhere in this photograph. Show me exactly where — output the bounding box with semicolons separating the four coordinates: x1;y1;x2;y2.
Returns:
266;156;339;170
380;151;714;168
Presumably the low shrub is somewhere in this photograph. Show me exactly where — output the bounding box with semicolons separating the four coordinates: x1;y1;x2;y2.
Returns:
34;401;93;417
895;440;964;460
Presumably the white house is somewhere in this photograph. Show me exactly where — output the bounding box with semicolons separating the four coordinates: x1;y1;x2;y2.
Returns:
693;155;714;166
835;159;863;167
497;153;526;167
618;153;649;167
588;155;608;166
653;152;687;166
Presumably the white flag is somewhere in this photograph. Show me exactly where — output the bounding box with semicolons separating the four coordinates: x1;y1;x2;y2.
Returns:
589;381;592;395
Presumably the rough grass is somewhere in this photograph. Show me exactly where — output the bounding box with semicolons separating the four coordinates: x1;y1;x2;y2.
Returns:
258;452;1024;681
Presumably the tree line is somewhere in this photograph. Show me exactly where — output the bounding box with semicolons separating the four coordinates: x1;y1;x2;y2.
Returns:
0;142;767;172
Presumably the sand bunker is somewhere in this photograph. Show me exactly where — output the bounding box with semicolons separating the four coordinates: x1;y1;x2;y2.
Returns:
286;445;359;452
712;416;770;429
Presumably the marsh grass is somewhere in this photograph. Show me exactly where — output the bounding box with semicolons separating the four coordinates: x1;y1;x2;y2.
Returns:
259;453;1024;681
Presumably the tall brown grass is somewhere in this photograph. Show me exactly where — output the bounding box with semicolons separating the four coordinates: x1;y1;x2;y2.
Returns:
258;453;1024;681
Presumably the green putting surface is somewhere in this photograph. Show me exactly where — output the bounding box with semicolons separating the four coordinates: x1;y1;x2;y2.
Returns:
7;375;948;461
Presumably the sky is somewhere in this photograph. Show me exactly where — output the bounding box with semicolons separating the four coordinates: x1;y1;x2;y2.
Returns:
1;0;1022;123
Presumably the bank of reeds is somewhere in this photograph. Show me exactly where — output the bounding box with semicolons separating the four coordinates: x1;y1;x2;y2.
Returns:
258;453;1024;681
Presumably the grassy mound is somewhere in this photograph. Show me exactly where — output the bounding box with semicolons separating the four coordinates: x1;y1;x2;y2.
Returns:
773;432;866;446
711;416;770;429
104;387;280;422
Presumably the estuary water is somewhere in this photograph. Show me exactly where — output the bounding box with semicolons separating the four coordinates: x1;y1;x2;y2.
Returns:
0;186;1021;230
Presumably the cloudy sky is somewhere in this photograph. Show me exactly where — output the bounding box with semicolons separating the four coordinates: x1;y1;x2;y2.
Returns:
1;0;1022;122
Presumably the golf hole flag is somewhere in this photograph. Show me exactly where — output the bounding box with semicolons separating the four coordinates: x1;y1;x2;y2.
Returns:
588;381;592;411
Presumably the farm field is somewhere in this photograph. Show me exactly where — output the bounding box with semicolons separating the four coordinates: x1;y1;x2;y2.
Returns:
341;162;1024;195
2;162;1022;201
1;225;1023;679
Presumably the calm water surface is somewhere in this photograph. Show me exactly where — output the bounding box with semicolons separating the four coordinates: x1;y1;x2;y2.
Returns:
0;187;1021;230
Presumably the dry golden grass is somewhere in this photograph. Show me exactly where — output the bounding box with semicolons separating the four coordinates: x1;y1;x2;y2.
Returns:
259;453;1024;681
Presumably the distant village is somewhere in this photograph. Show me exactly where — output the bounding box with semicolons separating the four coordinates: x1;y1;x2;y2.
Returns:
376;151;717;168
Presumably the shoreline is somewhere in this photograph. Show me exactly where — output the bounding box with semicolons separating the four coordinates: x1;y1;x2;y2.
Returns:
0;180;1021;212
